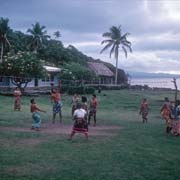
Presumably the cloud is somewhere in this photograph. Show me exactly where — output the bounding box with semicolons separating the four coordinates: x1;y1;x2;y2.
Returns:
1;0;180;74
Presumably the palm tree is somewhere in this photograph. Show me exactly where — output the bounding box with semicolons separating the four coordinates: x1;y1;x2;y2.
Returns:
27;22;50;52
0;17;11;63
100;25;132;85
53;30;61;39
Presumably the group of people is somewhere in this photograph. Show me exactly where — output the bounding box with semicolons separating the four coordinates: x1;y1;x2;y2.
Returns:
14;87;180;138
13;87;98;139
160;97;180;136
69;93;98;140
139;97;180;136
71;93;98;126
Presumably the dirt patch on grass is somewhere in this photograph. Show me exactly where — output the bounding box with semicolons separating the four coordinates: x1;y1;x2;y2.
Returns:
0;123;122;137
17;138;43;146
2;163;56;176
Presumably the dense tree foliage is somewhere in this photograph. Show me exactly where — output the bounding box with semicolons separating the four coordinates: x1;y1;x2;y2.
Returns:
8;31;31;52
0;17;11;62
38;39;66;65
53;31;61;39
27;22;50;52
0;51;45;89
61;62;96;81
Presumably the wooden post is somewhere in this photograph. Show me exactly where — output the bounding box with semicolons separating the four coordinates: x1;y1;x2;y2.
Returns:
172;77;178;102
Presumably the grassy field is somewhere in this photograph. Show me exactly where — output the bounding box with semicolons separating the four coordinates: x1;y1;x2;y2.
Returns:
0;90;180;180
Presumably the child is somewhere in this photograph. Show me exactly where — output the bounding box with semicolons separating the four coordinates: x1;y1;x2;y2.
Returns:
88;94;98;126
14;87;22;111
51;88;62;124
30;99;46;131
139;98;149;123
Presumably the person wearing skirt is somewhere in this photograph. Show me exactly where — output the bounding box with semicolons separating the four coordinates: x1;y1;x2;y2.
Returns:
69;103;88;140
172;100;180;136
14;87;22;111
30;99;46;131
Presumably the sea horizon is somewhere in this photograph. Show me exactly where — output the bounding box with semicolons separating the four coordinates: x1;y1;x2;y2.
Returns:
130;77;180;90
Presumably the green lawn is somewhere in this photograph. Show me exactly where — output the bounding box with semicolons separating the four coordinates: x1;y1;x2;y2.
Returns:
0;90;180;180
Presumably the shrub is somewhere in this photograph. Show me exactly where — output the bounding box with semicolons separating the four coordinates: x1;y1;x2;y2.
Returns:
68;86;85;95
67;86;95;95
85;87;95;94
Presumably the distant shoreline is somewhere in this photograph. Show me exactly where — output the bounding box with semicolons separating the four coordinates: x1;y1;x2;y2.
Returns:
130;77;180;90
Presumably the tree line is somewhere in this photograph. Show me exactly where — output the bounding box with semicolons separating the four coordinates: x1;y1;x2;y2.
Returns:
0;17;132;89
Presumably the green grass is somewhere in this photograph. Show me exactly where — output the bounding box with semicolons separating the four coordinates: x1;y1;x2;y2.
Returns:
0;90;180;180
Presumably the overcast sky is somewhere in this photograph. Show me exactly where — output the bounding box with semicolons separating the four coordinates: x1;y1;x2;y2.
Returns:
1;0;180;74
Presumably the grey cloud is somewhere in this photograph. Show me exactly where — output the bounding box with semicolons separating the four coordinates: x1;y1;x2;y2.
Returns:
1;0;180;74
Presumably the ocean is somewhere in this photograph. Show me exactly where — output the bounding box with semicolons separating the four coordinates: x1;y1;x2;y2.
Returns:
130;77;180;90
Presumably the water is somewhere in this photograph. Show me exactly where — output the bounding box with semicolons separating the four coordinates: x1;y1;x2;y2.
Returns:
130;78;180;90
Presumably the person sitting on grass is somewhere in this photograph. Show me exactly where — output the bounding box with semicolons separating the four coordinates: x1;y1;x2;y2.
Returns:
30;99;46;131
139;98;149;123
68;103;88;140
88;94;98;126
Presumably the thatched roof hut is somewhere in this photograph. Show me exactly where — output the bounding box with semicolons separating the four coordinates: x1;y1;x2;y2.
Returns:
88;62;114;84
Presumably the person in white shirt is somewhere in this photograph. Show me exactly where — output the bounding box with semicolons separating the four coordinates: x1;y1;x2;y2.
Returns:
68;103;88;140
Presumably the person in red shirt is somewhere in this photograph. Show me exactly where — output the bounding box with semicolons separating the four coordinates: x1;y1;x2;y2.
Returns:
30;99;46;131
139;98;149;123
51;88;62;124
88;94;98;126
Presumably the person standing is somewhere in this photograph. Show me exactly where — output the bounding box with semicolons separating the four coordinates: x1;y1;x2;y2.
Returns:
139;98;149;123
14;87;22;111
160;97;172;134
71;93;80;116
88;94;98;126
51;88;62;124
172;100;180;136
68;103;88;140
81;96;88;122
30;99;46;131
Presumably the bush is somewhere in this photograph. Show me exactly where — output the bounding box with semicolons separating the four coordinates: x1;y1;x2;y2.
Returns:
68;86;85;95
85;87;95;94
61;85;69;93
67;86;95;95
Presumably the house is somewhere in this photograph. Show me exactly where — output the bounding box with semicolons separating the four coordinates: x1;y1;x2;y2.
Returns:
0;65;61;88
88;62;114;84
28;65;61;87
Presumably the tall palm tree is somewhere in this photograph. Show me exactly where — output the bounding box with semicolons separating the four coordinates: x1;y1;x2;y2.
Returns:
0;17;11;63
53;30;61;39
27;22;50;52
100;25;132;85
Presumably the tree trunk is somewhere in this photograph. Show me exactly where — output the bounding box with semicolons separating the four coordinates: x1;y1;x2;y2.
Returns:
115;57;118;85
0;43;3;63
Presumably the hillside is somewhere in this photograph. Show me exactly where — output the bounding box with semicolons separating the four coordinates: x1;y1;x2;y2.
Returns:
0;23;128;84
